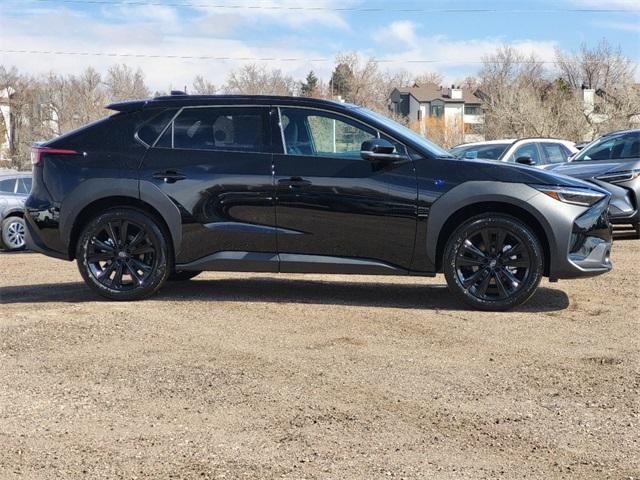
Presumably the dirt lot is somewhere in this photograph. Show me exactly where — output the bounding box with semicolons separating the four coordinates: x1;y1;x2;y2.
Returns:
1;231;638;480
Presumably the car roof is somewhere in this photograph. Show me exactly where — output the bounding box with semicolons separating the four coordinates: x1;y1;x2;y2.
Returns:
107;94;358;113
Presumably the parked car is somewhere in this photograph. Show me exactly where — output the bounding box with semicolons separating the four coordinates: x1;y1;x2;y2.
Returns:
547;129;640;237
25;94;612;310
450;138;578;167
0;171;32;251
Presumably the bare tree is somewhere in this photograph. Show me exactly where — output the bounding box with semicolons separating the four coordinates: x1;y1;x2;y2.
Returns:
224;64;296;96
104;64;150;102
192;75;216;95
413;71;443;86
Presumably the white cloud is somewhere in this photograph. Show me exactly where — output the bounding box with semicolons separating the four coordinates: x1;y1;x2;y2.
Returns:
0;2;337;91
371;28;559;83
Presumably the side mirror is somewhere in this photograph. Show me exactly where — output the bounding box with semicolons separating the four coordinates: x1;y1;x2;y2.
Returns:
361;138;405;162
515;155;536;166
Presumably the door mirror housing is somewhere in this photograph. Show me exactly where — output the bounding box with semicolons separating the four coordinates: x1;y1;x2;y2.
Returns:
361;138;405;162
515;155;536;166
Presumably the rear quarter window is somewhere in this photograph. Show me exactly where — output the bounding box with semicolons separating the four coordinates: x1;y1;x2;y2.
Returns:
0;178;16;193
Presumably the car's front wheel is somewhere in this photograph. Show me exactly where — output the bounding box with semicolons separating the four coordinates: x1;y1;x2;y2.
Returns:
443;214;543;311
76;208;170;301
1;216;27;251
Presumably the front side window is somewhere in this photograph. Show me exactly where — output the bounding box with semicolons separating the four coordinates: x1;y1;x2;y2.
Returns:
280;108;377;158
450;143;509;160
511;143;540;164
574;132;639;161
16;177;32;194
0;178;16;193
161;107;268;153
542;143;569;164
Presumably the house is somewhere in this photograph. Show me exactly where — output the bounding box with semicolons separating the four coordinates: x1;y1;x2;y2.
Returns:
389;83;485;144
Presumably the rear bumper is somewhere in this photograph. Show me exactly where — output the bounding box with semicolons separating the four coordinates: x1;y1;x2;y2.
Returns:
24;196;70;260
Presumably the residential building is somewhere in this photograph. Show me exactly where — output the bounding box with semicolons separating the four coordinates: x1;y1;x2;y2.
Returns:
389;83;485;144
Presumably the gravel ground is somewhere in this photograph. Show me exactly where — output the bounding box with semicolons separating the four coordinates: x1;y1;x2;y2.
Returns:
1;231;638;479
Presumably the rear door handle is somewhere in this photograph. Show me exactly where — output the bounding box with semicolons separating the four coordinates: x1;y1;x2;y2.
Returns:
153;170;187;183
278;176;312;188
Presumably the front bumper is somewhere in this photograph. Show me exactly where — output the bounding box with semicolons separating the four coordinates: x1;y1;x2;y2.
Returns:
547;197;612;280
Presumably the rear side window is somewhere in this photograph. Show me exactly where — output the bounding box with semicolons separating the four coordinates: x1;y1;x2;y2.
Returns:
136;109;177;146
541;143;568;164
169;107;269;153
0;178;16;193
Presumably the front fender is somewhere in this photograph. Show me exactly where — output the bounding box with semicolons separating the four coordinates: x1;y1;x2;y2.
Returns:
424;181;557;268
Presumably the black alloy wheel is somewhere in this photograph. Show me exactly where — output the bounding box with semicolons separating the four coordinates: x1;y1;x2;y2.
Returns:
76;208;170;300
444;214;543;311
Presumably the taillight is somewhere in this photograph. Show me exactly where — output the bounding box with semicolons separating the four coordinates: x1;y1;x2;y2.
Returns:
31;147;79;165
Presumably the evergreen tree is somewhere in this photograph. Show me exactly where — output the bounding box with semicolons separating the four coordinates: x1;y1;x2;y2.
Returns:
301;70;319;96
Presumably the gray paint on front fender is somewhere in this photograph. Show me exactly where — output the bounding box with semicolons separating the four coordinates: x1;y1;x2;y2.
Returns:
424;181;584;272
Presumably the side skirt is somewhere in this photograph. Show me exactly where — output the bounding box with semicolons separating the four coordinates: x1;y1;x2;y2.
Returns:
175;251;436;276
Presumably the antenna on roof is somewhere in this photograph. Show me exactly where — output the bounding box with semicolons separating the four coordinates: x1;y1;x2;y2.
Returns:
170;90;187;96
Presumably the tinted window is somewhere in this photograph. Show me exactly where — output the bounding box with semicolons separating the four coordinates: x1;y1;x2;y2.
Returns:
510;143;541;164
280;108;377;158
172;107;268;152
16;177;32;194
136;109;177;146
541;143;568;164
450;143;510;160
0;178;16;193
575;132;640;161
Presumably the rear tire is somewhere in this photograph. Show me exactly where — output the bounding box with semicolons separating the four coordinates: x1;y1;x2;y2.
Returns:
76;208;170;301
443;213;543;311
1;216;26;251
167;270;202;281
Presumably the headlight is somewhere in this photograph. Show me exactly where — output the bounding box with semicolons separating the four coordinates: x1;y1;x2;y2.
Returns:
596;169;640;184
531;185;607;207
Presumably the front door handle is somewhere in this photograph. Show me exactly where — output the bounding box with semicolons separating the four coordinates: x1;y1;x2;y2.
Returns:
278;176;312;188
153;170;187;184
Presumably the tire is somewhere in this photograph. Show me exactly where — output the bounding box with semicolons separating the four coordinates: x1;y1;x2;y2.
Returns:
167;270;202;281
1;216;27;251
75;208;170;301
443;213;543;311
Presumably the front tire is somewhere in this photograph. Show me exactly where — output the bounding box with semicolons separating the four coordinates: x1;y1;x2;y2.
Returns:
1;216;26;251
76;208;170;301
443;214;543;311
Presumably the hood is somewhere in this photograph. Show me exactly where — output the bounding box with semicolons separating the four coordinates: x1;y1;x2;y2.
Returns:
546;158;640;180
468;159;610;194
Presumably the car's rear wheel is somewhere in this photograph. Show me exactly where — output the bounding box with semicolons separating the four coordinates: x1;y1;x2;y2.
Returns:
168;270;202;281
1;216;27;251
443;214;543;311
76;208;170;301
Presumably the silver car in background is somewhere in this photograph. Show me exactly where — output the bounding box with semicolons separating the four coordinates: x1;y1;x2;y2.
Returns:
0;171;32;251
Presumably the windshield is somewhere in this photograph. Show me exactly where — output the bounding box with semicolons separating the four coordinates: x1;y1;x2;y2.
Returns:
573;131;639;162
355;107;452;157
450;143;510;160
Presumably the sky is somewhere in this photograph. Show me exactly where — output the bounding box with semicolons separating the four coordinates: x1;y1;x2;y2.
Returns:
0;0;639;92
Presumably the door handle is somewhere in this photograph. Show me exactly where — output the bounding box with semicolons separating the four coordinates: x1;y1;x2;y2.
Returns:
278;176;312;188
152;170;187;183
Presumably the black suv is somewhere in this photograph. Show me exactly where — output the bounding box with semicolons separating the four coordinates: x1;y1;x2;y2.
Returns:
25;95;613;310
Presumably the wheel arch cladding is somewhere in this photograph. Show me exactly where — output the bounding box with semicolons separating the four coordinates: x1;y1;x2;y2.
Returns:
427;181;554;275
63;179;182;260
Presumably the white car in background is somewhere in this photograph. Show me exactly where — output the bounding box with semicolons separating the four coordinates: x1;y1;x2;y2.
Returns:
450;138;578;167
